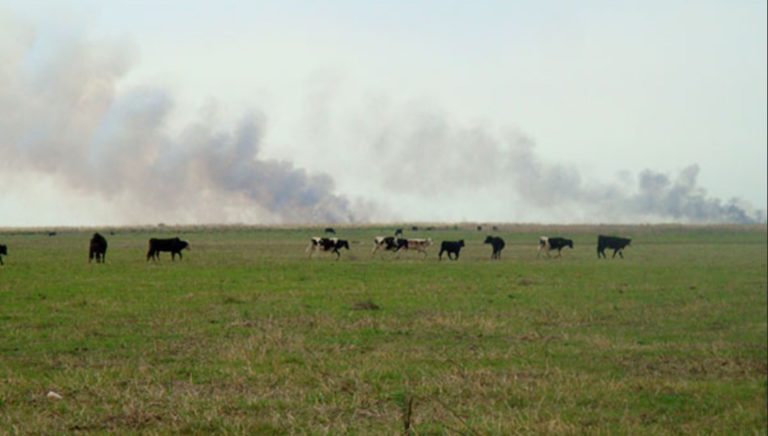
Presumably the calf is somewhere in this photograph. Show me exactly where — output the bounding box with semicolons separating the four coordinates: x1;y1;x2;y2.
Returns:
147;237;189;261
597;235;631;259
324;227;336;235
439;240;465;260
89;233;108;263
395;238;432;258
538;236;574;258
484;236;505;259
0;244;7;265
307;237;350;259
372;236;401;255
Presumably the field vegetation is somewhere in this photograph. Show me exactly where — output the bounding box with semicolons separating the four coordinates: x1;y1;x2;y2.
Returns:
1;224;766;434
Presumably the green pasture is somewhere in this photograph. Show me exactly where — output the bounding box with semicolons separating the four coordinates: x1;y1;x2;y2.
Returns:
0;224;766;434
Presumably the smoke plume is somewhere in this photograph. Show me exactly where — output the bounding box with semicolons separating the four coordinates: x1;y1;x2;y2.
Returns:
353;106;764;224
0;20;362;225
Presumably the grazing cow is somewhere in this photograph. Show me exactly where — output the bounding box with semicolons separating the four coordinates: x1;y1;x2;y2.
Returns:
372;236;401;255
147;237;189;261
307;237;350;259
538;236;574;258
395;238;432;258
492;226;499;231
89;233;108;264
597;235;631;259
0;244;7;265
411;226;419;231
394;228;404;237
324;227;336;235
484;236;505;259
48;232;57;237
439;240;465;261
477;225;482;231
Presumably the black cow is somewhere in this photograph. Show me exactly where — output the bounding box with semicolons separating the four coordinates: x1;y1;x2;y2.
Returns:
394;228;404;237
307;237;350;259
0;244;7;265
89;233;108;263
597;235;631;259
484;236;505;259
324;227;336;234
538;236;574;258
147;237;189;261
439;240;465;261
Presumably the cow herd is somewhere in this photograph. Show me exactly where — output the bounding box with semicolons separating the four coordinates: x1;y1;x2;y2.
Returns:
0;231;632;265
308;232;632;261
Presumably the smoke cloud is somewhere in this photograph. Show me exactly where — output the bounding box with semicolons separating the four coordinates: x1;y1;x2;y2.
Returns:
354;106;764;224
0;20;362;225
1;17;762;226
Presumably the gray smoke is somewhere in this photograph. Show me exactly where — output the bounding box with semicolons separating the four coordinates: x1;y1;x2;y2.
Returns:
0;21;361;224
358;108;764;224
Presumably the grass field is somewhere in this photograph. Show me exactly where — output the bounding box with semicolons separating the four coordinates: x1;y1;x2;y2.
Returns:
0;224;766;434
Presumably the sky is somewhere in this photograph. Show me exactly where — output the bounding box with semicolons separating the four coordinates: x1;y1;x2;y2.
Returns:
1;0;766;226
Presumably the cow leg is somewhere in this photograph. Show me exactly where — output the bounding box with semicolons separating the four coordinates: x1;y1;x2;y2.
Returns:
177;251;183;261
612;249;618;258
557;248;562;258
334;249;341;260
618;250;624;259
453;251;459;260
0;256;3;265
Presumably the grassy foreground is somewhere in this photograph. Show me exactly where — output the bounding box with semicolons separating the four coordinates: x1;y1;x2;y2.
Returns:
0;224;766;434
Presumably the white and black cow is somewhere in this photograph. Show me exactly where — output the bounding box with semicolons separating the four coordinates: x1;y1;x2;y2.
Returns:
395;238;432;258
307;237;350;259
147;237;189;261
0;244;7;265
538;236;574;258
597;235;631;259
372;236;401;255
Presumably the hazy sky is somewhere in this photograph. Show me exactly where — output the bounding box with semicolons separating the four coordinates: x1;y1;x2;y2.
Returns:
1;1;766;225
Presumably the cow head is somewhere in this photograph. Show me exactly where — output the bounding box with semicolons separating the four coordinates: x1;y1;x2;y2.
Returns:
484;236;493;244
458;240;465;247
338;240;350;250
180;240;190;250
567;239;574;248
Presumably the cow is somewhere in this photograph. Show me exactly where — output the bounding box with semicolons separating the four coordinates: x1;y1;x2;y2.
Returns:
394;228;404;237
306;237;350;259
477;225;482;231
597;235;631;259
0;244;7;265
538;236;574;258
395;238;432;258
324;227;336;235
484;236;505;259
372;236;401;255
89;233;108;264
147;237;189;261
439;240;465;261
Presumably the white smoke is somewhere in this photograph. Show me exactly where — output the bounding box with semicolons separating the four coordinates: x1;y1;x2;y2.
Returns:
0;18;363;225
